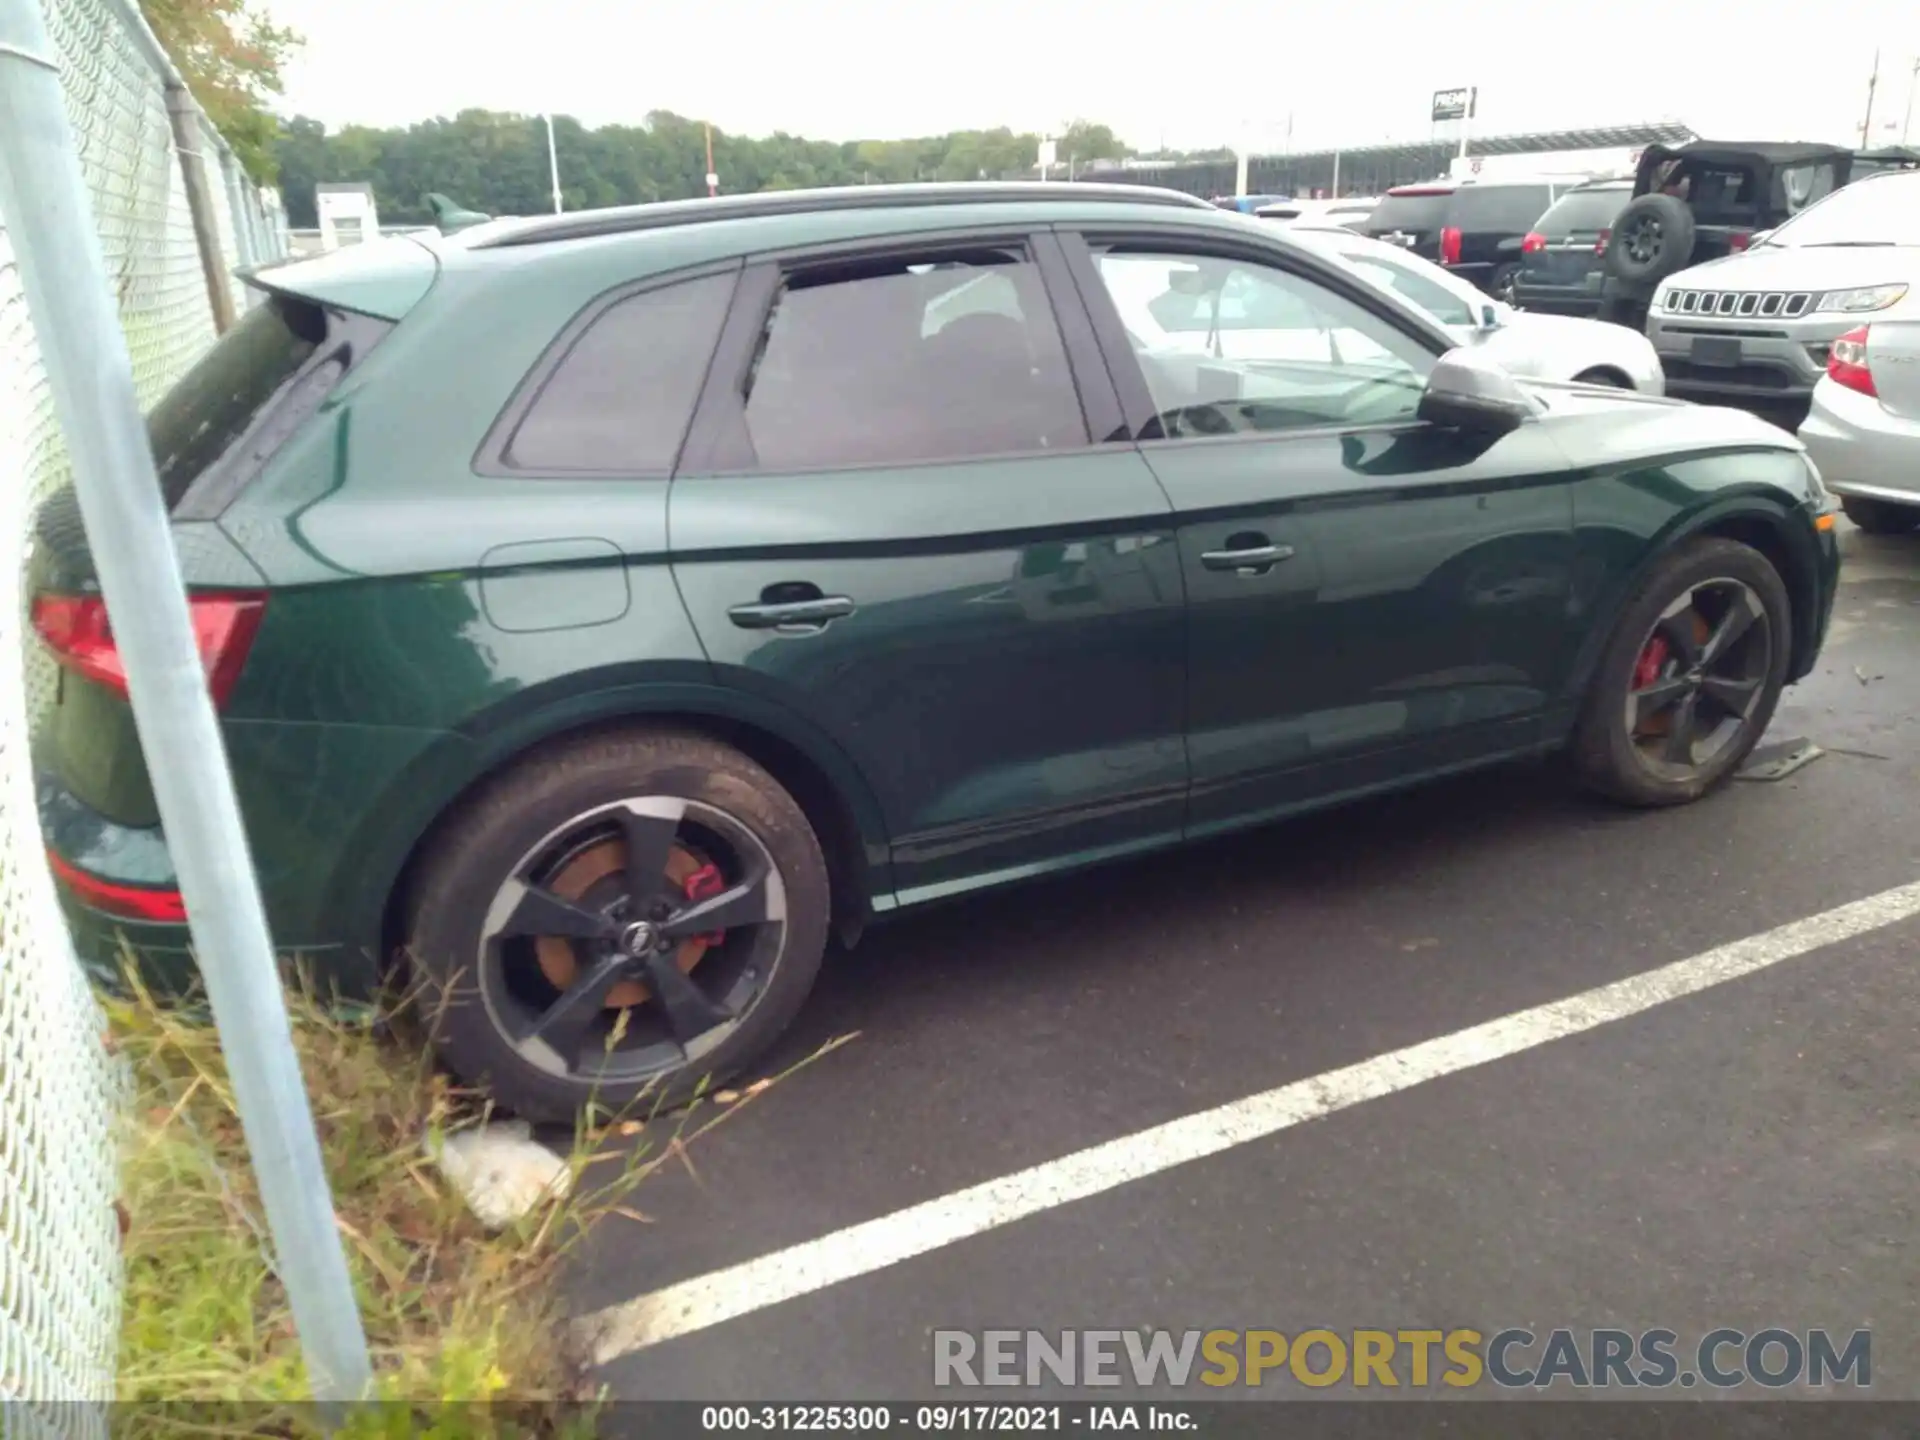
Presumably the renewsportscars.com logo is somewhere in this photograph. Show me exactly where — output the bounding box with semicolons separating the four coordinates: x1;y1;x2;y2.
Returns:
933;1328;1871;1391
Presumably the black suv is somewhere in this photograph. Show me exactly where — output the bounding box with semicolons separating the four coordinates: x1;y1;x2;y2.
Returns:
1597;140;1855;328
1511;179;1632;317
1363;177;1567;301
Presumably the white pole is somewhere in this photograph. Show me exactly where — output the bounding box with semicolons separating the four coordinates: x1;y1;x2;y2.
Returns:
1458;87;1474;160
545;112;562;213
1234;148;1249;198
0;0;372;1403
1862;50;1881;144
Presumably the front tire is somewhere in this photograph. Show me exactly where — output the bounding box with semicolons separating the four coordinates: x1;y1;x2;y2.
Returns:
1840;495;1920;536
1573;367;1633;390
404;728;831;1122
1571;538;1790;807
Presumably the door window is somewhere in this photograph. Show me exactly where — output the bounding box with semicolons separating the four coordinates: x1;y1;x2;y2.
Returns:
739;251;1087;470
1090;248;1437;438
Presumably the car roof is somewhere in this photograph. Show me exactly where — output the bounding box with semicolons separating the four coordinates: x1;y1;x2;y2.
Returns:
1290;222;1370;240
1384;176;1564;197
465;181;1214;249
258;182;1319;319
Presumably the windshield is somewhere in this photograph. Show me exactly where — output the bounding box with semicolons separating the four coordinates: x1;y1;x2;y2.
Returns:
145;293;327;508
1366;192;1451;233
1536;187;1630;235
1757;172;1920;247
1328;241;1480;328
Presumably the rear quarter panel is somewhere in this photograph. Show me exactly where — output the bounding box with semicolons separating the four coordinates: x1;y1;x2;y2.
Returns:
215;237;906;965
1869;315;1920;420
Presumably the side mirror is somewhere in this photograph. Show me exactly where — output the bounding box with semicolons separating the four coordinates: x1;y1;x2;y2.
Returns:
1417;348;1534;437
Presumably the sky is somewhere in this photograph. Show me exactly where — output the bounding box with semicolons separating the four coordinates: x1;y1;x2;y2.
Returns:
269;0;1919;156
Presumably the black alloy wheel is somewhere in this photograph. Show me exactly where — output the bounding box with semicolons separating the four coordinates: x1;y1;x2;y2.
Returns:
476;796;786;1085
1623;579;1773;781
407;730;831;1120
1570;537;1790;807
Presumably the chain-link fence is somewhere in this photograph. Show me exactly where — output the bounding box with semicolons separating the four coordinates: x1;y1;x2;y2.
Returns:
0;0;289;1423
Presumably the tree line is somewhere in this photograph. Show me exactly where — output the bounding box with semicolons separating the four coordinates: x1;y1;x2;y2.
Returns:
274;113;1167;229
135;0;1228;222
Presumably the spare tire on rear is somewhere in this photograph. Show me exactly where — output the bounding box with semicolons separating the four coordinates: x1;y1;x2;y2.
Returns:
1605;193;1696;285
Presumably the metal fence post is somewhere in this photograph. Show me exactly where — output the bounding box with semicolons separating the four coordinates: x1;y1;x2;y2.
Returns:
0;0;373;1407
162;85;236;333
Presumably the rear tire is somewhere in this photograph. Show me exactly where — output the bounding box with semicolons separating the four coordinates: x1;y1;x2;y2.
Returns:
404;728;831;1122
1840;495;1920;536
1570;538;1790;808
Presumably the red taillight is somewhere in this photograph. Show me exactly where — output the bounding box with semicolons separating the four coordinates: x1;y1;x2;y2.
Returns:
46;850;187;922
1520;231;1546;253
31;591;267;709
1828;326;1878;397
1594;228;1611;258
1728;232;1753;253
1439;226;1463;265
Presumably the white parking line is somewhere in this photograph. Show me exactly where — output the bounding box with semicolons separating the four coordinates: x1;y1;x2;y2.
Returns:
578;878;1920;1365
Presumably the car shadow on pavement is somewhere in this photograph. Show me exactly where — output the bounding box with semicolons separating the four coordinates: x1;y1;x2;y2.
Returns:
770;756;1603;1070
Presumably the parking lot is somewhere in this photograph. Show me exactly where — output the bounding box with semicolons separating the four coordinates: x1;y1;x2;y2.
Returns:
563;515;1920;1400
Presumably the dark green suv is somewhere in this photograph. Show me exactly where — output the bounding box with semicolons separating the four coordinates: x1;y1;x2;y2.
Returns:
33;183;1842;1120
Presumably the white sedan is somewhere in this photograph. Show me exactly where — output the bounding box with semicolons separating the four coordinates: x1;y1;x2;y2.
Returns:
1287;222;1666;394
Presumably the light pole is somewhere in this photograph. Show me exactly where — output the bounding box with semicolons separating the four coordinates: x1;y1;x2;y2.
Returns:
544;112;562;213
1861;48;1881;147
1904;56;1919;145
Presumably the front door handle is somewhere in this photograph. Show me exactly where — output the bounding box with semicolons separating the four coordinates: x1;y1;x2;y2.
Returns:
1200;542;1295;575
727;594;856;631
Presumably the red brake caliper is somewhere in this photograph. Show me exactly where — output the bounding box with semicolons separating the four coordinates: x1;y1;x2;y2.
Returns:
683;861;727;946
1633;634;1670;693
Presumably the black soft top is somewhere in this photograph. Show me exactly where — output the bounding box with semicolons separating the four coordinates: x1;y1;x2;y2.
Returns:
1642;140;1855;171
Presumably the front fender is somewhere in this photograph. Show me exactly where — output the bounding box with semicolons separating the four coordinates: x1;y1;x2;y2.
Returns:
1564;471;1826;710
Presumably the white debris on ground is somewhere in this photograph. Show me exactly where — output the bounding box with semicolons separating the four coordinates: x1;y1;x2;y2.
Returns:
428;1118;572;1230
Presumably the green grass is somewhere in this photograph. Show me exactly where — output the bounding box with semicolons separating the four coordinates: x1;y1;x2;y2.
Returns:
107;965;852;1436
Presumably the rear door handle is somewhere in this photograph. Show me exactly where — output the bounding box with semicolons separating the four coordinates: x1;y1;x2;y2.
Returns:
727;595;856;631
1200;543;1295;574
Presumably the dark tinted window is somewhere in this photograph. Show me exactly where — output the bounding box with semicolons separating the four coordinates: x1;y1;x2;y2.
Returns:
1450;183;1555;232
1667;162;1761;219
1367;192;1452;232
739;253;1086;470
507;271;735;472
1536;186;1631;235
147;294;326;508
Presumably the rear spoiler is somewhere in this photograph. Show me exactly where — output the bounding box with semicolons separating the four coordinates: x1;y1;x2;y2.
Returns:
234;233;440;321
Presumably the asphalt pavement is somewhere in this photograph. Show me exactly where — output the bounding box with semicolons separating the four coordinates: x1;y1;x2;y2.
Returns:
564;518;1920;1404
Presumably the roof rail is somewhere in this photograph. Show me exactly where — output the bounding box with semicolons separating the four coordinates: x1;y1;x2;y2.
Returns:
470;181;1216;249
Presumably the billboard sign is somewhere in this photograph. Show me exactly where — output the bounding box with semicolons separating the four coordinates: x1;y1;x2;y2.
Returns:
1432;87;1477;122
